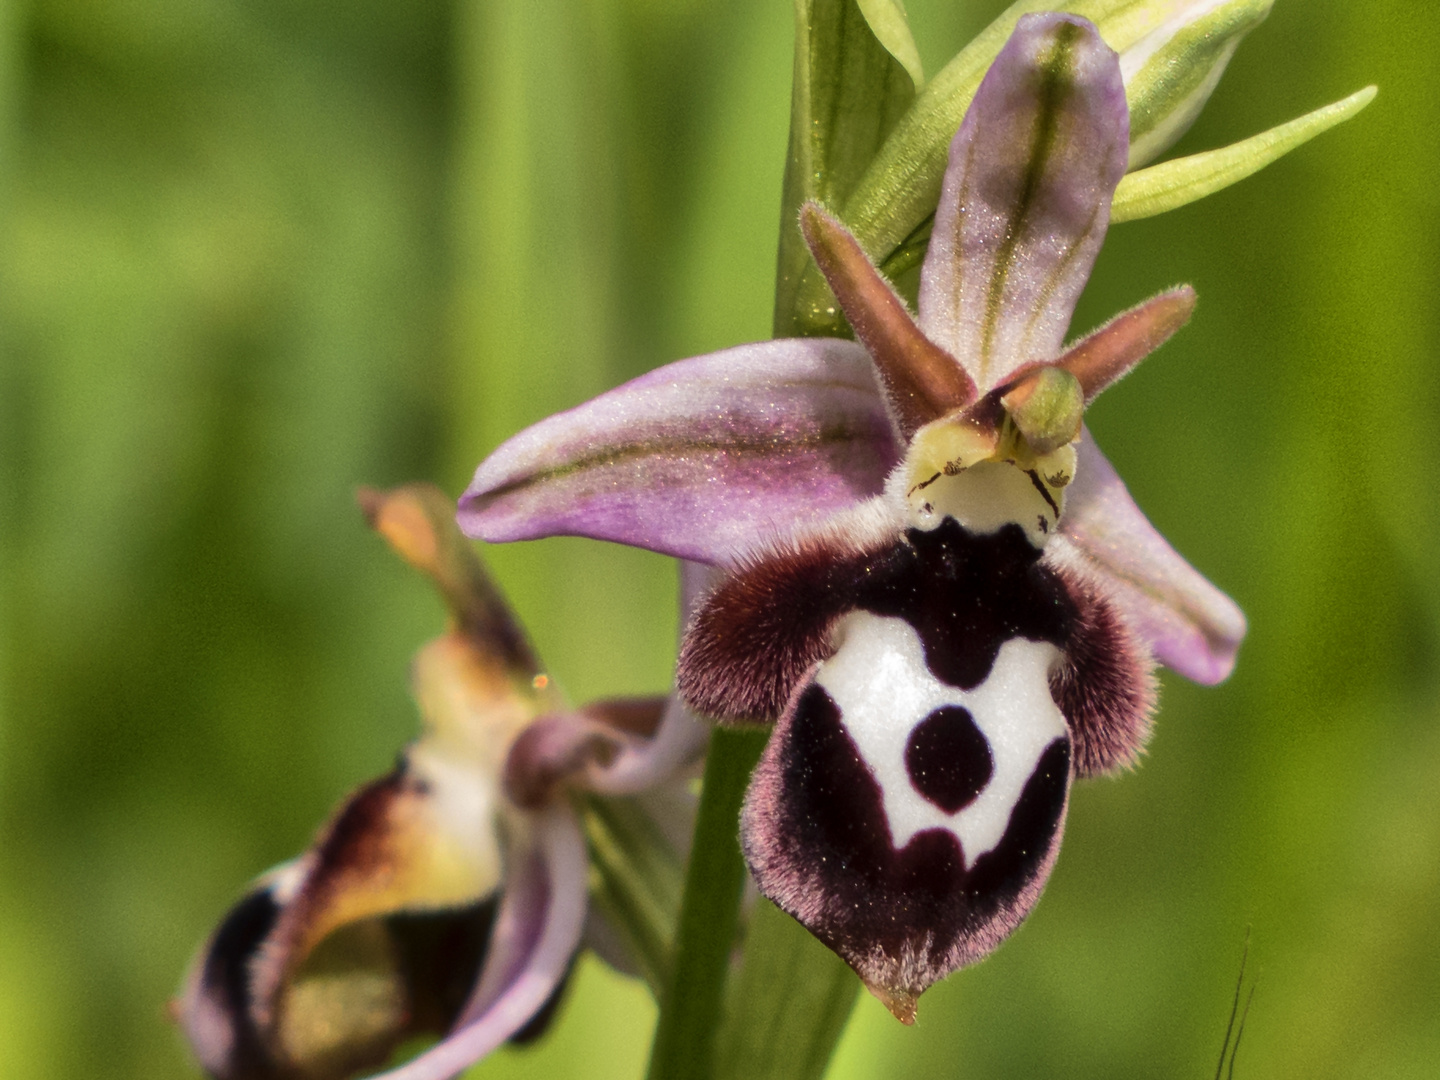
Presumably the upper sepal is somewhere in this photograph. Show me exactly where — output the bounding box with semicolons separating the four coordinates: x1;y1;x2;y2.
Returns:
458;340;902;564
917;13;1129;392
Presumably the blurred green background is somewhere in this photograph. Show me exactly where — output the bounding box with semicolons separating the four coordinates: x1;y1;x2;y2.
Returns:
0;0;1435;1077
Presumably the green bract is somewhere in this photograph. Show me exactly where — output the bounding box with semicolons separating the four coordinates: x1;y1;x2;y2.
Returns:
774;0;921;335
1112;85;1378;222
782;0;1372;337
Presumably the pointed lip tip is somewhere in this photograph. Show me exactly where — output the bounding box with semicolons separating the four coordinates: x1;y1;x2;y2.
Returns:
866;980;919;1024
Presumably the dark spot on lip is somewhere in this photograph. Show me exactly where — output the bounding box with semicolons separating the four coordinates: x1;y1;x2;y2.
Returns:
905;706;993;813
852;518;1075;690
745;683;1070;975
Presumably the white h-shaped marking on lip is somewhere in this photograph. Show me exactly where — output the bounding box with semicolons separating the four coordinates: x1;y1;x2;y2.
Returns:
815;611;1065;868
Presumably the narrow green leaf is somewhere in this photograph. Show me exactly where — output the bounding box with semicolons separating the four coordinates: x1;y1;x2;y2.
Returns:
855;0;924;89
645;727;769;1080
581;793;686;996
714;900;860;1080
774;0;917;337
1111;86;1377;223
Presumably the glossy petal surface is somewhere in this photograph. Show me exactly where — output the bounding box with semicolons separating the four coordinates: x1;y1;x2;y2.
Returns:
458;340;901;564
917;14;1128;392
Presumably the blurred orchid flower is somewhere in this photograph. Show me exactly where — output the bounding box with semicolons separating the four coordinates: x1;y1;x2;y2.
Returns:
458;14;1245;1022
177;485;705;1080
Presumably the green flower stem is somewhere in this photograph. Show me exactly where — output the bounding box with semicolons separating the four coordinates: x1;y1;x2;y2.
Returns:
715;900;859;1080
645;725;769;1080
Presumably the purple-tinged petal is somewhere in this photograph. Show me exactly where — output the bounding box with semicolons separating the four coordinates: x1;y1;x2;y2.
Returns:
1048;435;1246;684
799;202;975;439
585;695;708;795
362;806;589;1080
502;693;708;804
917;14;1128;392
1056;286;1196;402
458;340;902;565
506;564;716;799
503;700;666;809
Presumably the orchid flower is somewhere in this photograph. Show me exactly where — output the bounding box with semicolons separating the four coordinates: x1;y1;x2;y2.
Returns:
458;14;1247;1023
176;485;706;1080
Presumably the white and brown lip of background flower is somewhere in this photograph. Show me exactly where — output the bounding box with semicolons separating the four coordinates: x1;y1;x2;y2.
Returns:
176;484;705;1080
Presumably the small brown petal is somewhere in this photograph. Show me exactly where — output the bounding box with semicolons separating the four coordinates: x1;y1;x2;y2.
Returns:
801;202;976;440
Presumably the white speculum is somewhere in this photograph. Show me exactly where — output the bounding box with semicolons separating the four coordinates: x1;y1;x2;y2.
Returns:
816;612;1065;867
899;418;1078;547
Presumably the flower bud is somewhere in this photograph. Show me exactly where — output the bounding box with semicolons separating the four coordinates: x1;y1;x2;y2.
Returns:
1122;0;1273;168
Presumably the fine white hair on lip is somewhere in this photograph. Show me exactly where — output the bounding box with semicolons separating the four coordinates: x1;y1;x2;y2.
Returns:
815;612;1065;866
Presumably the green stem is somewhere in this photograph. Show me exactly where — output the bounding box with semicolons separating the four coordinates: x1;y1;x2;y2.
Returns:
645;725;769;1080
715;900;859;1080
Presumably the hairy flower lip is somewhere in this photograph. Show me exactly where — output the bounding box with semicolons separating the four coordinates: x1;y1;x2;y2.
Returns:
459;347;1240;686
